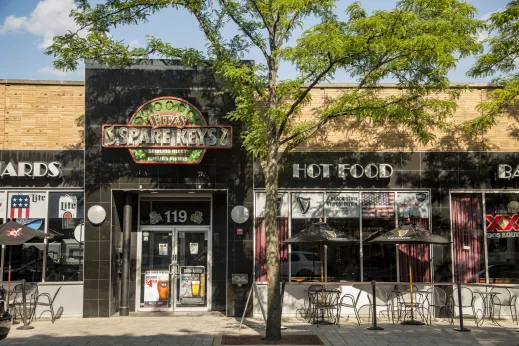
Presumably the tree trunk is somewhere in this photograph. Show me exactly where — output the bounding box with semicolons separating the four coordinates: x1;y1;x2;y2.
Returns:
263;146;282;341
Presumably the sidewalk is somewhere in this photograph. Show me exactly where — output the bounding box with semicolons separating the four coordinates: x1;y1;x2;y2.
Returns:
1;314;518;346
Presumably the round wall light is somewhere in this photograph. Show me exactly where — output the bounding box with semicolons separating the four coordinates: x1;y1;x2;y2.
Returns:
231;206;249;224
88;205;106;225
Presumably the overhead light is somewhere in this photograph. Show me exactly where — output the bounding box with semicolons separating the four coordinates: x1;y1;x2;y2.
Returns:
188;191;196;194
150;191;159;194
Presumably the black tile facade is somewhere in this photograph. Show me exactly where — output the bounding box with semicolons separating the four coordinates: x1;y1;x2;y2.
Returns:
85;61;253;317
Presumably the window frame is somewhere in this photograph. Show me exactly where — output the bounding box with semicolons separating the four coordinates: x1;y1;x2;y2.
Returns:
253;189;432;283
0;188;84;283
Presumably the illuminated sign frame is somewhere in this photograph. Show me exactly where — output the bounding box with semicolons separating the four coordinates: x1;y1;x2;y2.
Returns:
101;96;232;164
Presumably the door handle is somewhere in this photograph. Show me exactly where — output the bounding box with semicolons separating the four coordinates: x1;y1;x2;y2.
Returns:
169;263;180;276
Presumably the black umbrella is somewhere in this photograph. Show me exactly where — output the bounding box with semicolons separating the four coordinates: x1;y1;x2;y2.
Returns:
370;222;450;325
283;221;359;283
0;221;52;305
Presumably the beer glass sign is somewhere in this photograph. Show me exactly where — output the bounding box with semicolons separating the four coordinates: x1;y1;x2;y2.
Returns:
143;270;170;307
179;266;205;305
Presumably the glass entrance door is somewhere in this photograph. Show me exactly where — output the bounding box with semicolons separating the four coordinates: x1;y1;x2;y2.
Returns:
174;229;210;310
139;230;174;311
138;227;211;312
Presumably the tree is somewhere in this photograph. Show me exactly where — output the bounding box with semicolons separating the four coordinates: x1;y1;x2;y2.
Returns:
47;0;483;340
467;1;519;132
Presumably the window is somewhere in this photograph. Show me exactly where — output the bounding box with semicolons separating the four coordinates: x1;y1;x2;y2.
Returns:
1;190;84;282
46;192;85;281
254;190;431;283
484;193;519;284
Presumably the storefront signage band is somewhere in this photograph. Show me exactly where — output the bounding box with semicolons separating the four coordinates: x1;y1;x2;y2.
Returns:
101;96;232;164
498;164;519;179
0;161;62;179
293;163;393;179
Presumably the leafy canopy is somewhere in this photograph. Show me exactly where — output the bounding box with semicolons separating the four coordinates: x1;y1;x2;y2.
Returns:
467;1;519;133
48;0;484;162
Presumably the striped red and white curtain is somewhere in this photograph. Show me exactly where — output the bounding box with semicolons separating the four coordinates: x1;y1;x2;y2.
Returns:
398;217;430;282
451;194;483;283
254;218;288;282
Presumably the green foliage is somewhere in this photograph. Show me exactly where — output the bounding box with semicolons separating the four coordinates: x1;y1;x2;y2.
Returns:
467;1;519;134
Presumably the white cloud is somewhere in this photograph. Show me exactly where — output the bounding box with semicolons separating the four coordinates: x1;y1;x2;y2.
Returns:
0;0;78;48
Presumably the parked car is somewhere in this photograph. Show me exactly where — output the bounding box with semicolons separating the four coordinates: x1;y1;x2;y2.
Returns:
281;251;321;279
475;263;519;283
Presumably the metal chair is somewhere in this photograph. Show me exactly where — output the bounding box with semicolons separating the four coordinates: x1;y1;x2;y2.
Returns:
298;285;324;323
490;287;517;324
367;286;394;324
11;283;38;323
32;286;62;323
426;286;451;324
337;289;363;325
449;286;477;325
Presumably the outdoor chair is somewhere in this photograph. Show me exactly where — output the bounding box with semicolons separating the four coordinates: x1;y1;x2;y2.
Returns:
449;286;477;326
298;285;324;323
367;286;394;324
32;286;62;323
337;289;363;325
10;283;38;323
426;286;451;324
490;287;517;324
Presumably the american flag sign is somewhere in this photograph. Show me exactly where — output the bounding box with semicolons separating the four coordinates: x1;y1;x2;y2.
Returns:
10;195;30;218
361;192;394;218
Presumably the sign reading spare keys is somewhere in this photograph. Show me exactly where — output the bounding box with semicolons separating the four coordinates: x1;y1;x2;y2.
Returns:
102;96;232;164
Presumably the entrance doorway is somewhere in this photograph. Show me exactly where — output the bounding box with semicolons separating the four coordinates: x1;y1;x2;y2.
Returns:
137;226;211;312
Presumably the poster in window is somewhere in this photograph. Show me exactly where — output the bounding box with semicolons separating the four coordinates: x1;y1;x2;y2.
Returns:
189;243;199;255
59;195;77;218
158;243;168;256
255;192;289;218
8;192;47;219
144;271;170;307
179;266;205;305
325;192;360;218
396;192;429;219
291;192;324;219
361;192;395;219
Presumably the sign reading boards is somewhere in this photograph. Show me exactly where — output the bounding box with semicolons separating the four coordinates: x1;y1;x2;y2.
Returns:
179;266;205;305
102;97;232;164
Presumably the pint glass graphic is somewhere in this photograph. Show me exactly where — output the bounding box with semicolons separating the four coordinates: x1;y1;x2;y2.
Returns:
191;281;200;297
157;280;169;301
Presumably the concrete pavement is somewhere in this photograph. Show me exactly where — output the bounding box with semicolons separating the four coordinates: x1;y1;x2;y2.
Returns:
0;314;517;346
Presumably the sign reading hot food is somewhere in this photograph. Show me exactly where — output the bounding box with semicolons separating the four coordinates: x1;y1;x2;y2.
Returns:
102;97;232;164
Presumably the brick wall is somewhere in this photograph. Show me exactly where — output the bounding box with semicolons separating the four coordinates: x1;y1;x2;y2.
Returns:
2;80;518;152
0;80;84;150
295;85;519;152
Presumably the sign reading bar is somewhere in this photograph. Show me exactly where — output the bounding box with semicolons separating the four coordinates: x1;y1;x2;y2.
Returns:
498;164;519;180
101;96;232;164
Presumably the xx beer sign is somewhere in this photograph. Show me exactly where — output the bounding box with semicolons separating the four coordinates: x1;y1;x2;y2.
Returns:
486;214;519;232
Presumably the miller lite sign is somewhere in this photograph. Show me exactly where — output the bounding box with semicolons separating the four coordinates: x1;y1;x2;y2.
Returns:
59;195;77;218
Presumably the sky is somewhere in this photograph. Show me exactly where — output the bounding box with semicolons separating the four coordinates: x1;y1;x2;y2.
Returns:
0;0;510;82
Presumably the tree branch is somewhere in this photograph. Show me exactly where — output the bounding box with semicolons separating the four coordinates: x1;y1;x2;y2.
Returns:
276;12;298;47
250;0;272;36
277;54;337;138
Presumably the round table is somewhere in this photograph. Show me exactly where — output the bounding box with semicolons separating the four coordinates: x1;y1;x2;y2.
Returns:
476;292;501;326
307;289;341;325
393;289;430;325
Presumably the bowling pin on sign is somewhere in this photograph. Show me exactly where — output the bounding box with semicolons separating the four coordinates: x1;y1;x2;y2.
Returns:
59;195;77;218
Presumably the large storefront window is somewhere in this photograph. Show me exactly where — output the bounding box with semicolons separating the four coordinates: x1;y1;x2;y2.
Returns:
254;190;431;283
484;193;519;284
1;190;84;282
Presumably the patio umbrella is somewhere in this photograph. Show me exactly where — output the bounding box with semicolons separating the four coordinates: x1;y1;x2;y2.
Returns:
0;221;52;306
369;222;449;325
283;220;359;284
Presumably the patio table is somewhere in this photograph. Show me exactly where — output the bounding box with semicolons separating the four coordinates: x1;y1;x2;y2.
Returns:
476;291;501;326
306;288;341;325
393;289;431;325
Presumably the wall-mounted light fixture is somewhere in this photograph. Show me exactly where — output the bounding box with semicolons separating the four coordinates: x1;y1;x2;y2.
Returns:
87;205;106;225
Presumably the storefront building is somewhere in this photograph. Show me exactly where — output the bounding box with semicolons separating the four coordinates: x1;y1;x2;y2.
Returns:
3;70;519;319
0;79;85;317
